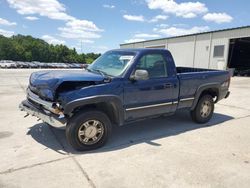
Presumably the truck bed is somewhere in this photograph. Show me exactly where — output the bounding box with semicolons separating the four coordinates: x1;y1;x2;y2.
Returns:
176;66;230;108
176;67;219;73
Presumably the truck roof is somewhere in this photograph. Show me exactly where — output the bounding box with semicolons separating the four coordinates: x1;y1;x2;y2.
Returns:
111;48;169;54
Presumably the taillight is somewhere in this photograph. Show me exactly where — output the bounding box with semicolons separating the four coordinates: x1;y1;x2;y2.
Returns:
222;75;231;88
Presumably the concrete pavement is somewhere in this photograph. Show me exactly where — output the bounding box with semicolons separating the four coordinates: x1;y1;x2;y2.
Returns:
0;69;249;188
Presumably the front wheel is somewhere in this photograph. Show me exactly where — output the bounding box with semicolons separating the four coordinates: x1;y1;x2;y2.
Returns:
191;95;214;124
66;110;112;151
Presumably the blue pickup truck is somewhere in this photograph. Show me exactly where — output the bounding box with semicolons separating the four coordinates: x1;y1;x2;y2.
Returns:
20;49;230;151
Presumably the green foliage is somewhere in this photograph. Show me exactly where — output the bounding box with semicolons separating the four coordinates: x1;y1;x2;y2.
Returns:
0;34;101;63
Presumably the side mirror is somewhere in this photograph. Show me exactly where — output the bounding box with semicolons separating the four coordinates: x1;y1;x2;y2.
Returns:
130;69;149;81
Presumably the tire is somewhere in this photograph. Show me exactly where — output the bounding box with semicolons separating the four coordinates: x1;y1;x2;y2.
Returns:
66;110;112;151
191;95;214;124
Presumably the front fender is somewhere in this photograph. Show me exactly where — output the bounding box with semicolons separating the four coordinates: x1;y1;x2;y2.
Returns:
64;95;124;125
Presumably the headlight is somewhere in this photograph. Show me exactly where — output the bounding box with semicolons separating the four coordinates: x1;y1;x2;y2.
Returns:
39;89;54;100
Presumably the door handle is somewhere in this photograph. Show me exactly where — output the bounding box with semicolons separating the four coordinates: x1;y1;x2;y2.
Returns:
164;83;173;88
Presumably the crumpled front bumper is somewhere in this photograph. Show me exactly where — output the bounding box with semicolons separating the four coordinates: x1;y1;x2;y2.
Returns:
19;100;66;129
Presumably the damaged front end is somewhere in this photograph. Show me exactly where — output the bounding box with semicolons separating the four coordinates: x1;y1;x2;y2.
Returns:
20;80;104;129
20;69;109;128
19;88;67;129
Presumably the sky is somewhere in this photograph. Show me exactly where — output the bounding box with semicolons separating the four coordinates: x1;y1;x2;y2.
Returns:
0;0;250;53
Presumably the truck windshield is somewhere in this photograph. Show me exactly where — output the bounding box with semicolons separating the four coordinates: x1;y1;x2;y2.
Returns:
88;51;135;77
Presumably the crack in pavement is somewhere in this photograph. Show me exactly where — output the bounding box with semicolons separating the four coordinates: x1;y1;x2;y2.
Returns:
72;157;97;188
0;157;70;175
14;76;26;94
0;126;97;188
49;126;96;188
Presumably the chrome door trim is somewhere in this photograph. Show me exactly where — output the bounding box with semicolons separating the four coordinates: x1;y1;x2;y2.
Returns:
126;102;174;111
179;97;194;102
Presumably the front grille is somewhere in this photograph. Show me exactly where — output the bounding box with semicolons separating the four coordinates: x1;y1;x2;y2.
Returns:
27;88;55;112
27;98;42;109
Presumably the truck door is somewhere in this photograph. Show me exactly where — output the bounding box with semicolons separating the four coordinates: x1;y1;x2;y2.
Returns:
123;52;179;120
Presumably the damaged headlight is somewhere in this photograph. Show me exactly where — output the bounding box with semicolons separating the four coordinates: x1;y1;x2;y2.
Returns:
39;89;54;100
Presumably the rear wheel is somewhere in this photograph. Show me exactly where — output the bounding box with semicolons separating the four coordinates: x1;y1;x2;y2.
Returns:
66;110;112;151
191;95;214;124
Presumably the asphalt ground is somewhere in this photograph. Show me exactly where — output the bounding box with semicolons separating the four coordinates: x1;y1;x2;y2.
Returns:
0;69;249;188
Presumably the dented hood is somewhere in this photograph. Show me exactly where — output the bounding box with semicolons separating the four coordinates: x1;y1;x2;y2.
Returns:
30;70;104;91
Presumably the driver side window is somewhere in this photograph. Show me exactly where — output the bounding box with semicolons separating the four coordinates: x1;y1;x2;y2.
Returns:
136;53;168;78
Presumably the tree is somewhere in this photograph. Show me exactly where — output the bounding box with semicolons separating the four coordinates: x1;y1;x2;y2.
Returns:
0;34;101;63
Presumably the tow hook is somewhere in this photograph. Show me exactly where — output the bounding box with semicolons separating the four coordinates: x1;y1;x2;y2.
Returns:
24;113;29;118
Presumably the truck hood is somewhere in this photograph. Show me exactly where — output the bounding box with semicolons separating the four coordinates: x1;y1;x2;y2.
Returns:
29;70;105;100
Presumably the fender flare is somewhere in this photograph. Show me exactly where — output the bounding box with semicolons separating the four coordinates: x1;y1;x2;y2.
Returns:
191;83;221;110
64;95;124;126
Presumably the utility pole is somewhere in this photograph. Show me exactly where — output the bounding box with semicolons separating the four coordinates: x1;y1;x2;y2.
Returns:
81;40;83;53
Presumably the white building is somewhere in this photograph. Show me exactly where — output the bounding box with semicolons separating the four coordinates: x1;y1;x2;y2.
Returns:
120;26;250;72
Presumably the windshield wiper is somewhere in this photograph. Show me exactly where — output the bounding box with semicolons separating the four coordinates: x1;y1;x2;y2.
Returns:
87;68;112;82
92;69;107;77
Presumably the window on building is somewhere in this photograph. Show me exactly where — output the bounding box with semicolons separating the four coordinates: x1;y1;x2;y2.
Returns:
213;45;225;57
136;54;168;78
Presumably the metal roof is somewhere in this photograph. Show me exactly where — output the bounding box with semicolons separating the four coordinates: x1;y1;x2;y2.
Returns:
120;25;250;46
111;48;169;52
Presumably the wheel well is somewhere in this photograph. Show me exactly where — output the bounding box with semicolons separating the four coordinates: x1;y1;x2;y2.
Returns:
71;102;119;125
199;88;219;101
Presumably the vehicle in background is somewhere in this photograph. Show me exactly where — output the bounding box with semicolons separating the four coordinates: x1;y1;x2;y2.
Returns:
81;64;88;69
16;61;29;68
58;63;69;69
39;62;50;69
0;62;5;68
32;61;41;68
68;63;86;69
0;60;17;68
0;60;85;69
27;62;35;68
72;63;83;69
65;63;75;69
